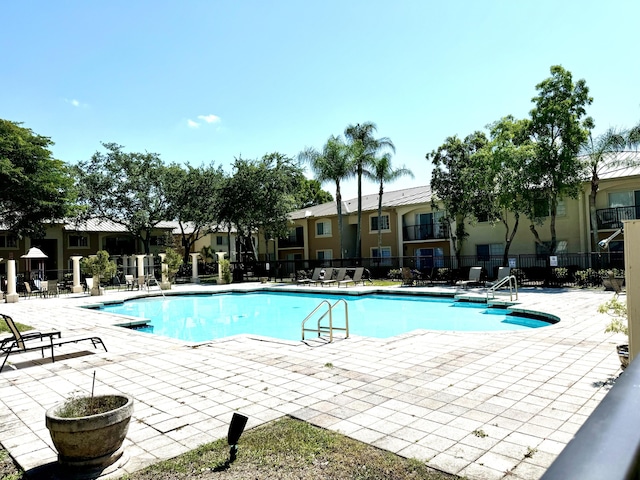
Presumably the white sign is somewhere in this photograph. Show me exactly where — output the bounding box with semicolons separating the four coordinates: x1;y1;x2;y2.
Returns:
508;258;516;268
549;256;558;267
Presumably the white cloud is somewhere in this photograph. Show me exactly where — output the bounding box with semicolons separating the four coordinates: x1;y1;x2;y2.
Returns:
187;119;200;128
197;114;221;124
64;98;86;108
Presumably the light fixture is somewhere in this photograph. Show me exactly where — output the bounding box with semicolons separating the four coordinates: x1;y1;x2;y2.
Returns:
227;413;248;463
598;228;623;250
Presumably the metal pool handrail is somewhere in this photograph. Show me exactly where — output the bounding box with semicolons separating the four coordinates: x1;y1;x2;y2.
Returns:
301;299;349;342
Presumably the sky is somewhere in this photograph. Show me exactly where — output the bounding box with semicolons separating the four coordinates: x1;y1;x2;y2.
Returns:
3;0;639;201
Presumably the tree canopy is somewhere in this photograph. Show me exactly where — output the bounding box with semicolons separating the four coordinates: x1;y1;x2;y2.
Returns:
0;119;75;237
74;142;170;254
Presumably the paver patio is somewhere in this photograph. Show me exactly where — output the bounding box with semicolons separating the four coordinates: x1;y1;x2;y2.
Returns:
0;283;625;479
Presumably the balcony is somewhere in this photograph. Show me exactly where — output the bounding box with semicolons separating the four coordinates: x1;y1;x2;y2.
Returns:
402;223;449;241
596;205;640;229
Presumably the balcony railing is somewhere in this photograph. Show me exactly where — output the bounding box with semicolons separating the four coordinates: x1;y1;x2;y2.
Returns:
597;205;640;229
277;237;305;248
402;223;449;241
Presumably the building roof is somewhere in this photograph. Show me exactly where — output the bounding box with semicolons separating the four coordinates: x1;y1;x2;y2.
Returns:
596;151;640;180
289;185;434;219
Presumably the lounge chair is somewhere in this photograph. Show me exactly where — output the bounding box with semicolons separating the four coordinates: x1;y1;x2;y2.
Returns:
401;267;422;287
23;282;42;299
84;277;94;294
487;267;511;288
124;274;135;290
297;267;322;286
0;314;107;372
310;267;336;286
317;268;346;287
458;267;483;289
45;280;59;298
338;267;365;287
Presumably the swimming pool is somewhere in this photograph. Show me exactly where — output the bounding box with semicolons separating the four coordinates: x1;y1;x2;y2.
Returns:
97;291;554;342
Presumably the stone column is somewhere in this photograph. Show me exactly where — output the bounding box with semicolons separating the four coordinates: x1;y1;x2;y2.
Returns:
215;252;226;284
190;253;200;283
136;254;146;289
6;260;19;303
158;253;170;290
121;255;129;276
70;255;83;293
0;258;3;301
626;220;639;362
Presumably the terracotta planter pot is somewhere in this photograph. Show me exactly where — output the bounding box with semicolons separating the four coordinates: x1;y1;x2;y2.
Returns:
618;344;630;370
45;394;134;476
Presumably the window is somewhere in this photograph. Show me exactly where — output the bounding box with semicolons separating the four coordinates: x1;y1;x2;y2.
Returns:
371;247;392;265
316;249;332;260
370;214;390;232
150;235;166;246
609;191;635;208
316;220;332;236
69;235;89;248
216;236;228;246
556;199;566;217
0;234;18;249
476;243;504;261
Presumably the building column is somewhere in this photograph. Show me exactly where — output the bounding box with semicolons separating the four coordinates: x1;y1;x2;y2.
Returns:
0;259;3;301
6;260;19;303
121;255;129;276
190;253;200;283
157;253;170;290
70;255;83;293
216;252;226;284
135;254;146;288
625;220;640;362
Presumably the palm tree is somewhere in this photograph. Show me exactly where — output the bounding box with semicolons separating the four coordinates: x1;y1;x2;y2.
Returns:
582;125;626;252
299;135;352;259
366;152;413;261
344;122;395;258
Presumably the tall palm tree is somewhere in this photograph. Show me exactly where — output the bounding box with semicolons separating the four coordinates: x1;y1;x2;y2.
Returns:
298;135;352;259
366;152;413;260
344;122;395;258
582;125;626;252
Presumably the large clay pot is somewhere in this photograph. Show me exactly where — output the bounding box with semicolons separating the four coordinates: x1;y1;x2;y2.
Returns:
45;394;133;476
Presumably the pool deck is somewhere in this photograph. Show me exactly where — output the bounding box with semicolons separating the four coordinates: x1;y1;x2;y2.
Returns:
0;283;625;479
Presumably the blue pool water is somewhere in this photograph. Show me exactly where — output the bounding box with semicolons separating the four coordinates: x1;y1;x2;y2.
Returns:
98;291;552;342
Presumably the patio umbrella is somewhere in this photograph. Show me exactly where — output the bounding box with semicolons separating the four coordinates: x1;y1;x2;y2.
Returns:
21;247;48;279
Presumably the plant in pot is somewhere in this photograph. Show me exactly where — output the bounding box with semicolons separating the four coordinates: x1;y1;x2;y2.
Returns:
598;295;629;369
45;375;134;477
220;259;232;284
81;250;117;296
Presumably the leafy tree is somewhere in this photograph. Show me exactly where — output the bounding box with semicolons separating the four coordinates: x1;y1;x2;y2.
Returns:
366;152;413;260
478;116;536;265
299;135;352;259
74;142;170;254
526;65;592;254
345;122;395;258
293;177;333;209
162;247;183;282
164;162;226;264
428;132;489;266
0;119;76;237
81;250;117;281
218;153;300;262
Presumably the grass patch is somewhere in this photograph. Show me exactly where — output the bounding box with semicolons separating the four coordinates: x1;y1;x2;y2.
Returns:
120;417;459;479
0;321;32;335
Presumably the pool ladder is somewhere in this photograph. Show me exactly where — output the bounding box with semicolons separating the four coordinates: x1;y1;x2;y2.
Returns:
301;299;349;342
486;275;518;302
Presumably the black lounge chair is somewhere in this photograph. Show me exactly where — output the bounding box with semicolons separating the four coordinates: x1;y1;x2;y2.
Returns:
1;314;107;372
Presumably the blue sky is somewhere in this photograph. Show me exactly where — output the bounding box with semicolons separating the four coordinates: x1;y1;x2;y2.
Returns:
3;0;639;201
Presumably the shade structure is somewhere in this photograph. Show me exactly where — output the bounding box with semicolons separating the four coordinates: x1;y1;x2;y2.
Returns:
20;247;48;259
21;247;48;279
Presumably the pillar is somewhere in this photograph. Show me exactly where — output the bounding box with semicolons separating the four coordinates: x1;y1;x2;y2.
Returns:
215;252;226;284
158;253;170;290
121;255;129;276
0;258;3;301
190;253;200;283
625;220;640;362
136;254;146;289
70;255;83;293
6;260;19;303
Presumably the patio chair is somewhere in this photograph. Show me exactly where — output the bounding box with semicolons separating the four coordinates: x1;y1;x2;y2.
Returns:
338;267;366;287
23;282;42;299
297;267;322;286
45;280;59;298
316;268;346;287
0;314;107;372
84;277;94;294
487;267;511;288
124;275;135;291
310;267;336;286
457;267;484;289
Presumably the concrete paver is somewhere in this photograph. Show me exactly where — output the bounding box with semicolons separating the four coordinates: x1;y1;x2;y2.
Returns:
0;282;625;479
